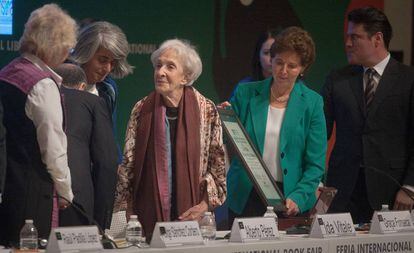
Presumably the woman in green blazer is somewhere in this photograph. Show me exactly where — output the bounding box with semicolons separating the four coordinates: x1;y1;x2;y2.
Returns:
227;27;327;220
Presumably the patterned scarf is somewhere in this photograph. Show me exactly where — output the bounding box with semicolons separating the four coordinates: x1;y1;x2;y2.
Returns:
131;87;201;237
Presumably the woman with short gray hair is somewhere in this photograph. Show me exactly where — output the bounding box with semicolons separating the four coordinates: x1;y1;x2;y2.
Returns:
150;39;202;86
71;21;133;115
114;39;226;239
72;21;133;80
72;21;133;163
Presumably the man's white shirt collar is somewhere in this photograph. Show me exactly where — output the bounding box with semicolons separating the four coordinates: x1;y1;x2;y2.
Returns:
363;53;390;77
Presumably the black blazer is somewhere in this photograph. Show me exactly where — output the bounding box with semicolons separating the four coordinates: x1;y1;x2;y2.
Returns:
322;57;414;211
60;87;118;229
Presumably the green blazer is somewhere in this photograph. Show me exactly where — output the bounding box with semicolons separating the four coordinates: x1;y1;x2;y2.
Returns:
227;78;327;214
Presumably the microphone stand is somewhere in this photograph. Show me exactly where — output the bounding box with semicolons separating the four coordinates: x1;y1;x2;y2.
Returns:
56;195;118;249
54;196;145;249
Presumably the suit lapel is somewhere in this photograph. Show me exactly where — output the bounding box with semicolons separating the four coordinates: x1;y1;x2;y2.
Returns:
280;81;306;151
250;80;271;155
367;58;399;118
348;66;366;117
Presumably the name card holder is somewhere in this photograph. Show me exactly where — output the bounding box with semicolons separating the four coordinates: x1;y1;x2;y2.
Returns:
46;226;103;253
309;213;355;238
370;210;414;234
411;210;414;225
229;217;279;243
150;221;203;248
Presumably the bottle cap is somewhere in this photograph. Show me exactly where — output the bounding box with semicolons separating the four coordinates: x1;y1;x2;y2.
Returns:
25;219;33;224
266;206;274;211
130;215;138;219
381;204;389;210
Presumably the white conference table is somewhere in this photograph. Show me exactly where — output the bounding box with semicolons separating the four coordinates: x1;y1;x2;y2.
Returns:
105;231;414;253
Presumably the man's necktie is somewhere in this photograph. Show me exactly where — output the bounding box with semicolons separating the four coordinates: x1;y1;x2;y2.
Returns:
365;68;377;107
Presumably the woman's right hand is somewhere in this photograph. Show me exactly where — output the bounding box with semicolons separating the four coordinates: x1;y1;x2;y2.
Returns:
58;198;71;210
178;200;209;221
217;101;231;109
284;198;300;216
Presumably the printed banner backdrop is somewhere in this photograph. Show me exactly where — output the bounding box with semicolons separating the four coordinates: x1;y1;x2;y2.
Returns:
0;0;355;147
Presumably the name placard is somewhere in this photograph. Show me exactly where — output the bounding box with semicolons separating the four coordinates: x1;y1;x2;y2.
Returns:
309;213;355;238
370;210;414;234
229;217;279;243
46;226;103;253
150;221;203;248
411;210;414;225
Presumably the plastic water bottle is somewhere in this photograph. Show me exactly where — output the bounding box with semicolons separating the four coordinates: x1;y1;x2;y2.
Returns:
125;215;142;246
198;212;216;241
263;206;278;228
380;204;390;212
19;219;38;251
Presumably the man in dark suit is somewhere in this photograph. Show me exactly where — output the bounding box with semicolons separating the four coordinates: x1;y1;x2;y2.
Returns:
322;7;414;223
55;63;118;229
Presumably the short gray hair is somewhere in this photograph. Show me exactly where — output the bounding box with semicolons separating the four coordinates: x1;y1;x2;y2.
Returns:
71;21;133;78
151;39;202;86
19;4;77;67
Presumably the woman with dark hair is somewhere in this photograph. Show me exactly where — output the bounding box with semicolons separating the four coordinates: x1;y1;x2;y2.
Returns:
228;29;280;100
227;27;326;222
242;28;280;83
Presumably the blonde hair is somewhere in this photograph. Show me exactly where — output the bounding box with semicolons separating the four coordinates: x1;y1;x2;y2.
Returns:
151;39;202;86
19;4;78;66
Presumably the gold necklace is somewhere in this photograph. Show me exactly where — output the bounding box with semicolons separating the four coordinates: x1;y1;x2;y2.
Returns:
270;85;290;103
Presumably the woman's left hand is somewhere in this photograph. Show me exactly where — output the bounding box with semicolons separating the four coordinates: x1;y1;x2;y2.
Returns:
178;200;209;221
285;198;299;216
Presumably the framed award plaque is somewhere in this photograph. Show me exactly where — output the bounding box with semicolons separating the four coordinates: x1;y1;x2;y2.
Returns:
218;108;285;211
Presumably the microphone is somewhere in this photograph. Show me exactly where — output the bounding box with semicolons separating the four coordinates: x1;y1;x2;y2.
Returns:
56;195;118;249
362;165;414;206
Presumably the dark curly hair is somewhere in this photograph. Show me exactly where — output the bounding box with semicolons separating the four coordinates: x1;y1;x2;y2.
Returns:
270;26;315;74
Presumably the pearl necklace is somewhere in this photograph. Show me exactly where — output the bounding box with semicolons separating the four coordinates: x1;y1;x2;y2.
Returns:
270;85;290;103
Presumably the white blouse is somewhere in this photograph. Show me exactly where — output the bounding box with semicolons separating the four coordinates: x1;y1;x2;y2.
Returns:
263;106;286;182
23;54;74;202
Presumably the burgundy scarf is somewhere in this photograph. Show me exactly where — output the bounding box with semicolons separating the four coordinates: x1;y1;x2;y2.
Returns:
131;87;201;237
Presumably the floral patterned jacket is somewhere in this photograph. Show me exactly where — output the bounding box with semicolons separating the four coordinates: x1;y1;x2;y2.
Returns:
113;87;227;212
